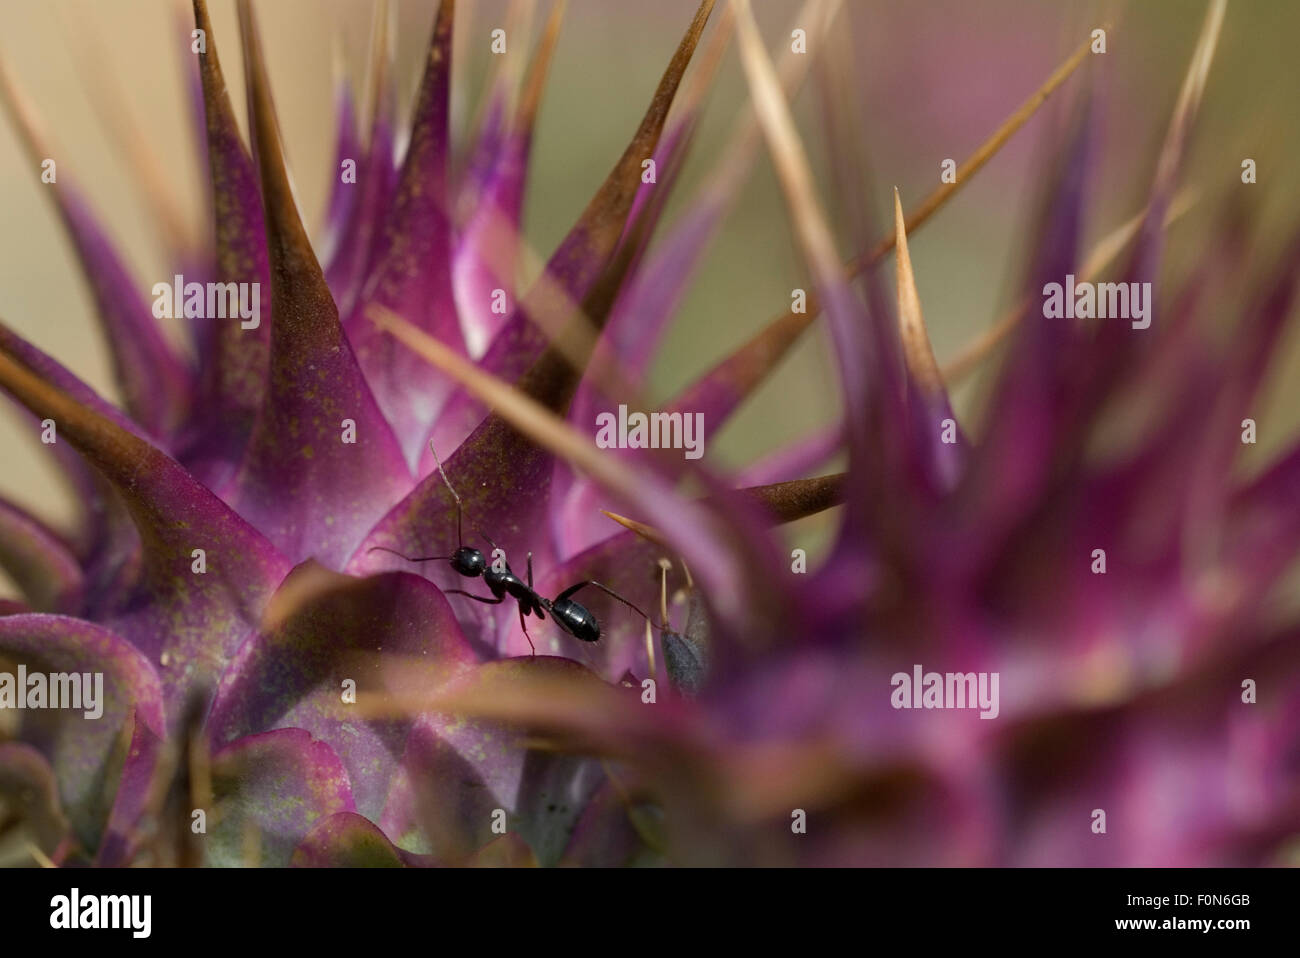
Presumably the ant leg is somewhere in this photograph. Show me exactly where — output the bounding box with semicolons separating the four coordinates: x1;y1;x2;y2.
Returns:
555;581;668;630
446;589;506;606
368;546;453;563
526;552;545;618
475;528;500;552
447;588;532;655
517;604;536;656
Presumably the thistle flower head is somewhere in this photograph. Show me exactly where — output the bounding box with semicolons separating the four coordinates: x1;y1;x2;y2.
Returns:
0;0;1297;868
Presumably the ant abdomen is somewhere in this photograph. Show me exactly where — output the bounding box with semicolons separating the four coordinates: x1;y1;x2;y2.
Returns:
550;598;601;643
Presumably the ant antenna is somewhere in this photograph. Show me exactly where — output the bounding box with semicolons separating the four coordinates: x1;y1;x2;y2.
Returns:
368;545;454;562
428;440;465;547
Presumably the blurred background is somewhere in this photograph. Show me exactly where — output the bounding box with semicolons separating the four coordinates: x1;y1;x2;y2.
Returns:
1;0;1299;601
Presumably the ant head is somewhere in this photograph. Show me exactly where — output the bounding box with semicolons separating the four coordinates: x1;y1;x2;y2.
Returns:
450;546;486;577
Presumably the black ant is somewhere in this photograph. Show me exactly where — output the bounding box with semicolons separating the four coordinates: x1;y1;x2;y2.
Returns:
370;442;662;655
